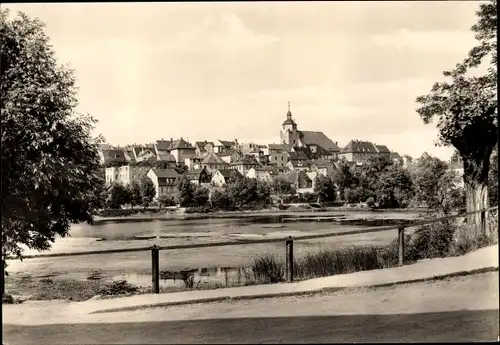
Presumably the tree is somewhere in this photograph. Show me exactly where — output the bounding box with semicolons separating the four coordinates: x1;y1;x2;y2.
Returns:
210;190;235;210
1;11;104;266
488;145;498;206
177;175;195;207
127;181;142;209
192;186;210;207
416;0;497;234
375;164;415;209
158;194;175;208
140;177;156;208
226;177;270;208
331;161;356;199
106;183;129;209
271;177;296;204
314;175;337;203
414;155;464;216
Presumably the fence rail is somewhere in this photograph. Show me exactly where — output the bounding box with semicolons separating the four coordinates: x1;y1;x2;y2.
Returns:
10;206;498;293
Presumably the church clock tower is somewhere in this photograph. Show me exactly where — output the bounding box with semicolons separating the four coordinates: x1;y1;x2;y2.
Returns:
280;102;300;145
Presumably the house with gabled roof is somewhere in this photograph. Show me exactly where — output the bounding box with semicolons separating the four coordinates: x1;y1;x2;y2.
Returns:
229;154;261;176
154;138;196;164
311;159;337;177
338;139;380;164
286;159;311;172
185;167;211;186
200;151;229;173
184;156;203;171
99;149;127;165
147;168;180;200
211;169;243;187
218;148;243;164
215;139;239;154
375;144;391;158
194;141;215;157
246;166;275;182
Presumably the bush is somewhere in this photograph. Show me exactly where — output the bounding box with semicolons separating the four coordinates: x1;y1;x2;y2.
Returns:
407;220;457;260
2;294;23;304
451;222;498;256
251;253;285;284
98;280;138;296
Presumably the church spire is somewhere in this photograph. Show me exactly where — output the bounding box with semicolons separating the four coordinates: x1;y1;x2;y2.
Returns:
287;101;292;119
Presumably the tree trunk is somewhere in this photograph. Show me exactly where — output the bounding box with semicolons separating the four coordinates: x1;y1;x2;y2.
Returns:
463;157;490;236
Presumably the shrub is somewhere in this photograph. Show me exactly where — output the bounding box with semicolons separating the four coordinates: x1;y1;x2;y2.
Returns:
251;253;285;284
451;222;498;256
98;280;138;296
407;220;457;260
2;294;23;304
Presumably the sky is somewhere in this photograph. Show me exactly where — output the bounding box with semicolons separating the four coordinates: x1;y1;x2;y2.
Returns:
4;2;486;160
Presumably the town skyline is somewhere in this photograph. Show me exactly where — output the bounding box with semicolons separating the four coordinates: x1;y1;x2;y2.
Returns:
4;1;485;161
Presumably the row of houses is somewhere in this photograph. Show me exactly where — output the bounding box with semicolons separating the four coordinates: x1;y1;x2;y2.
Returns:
100;105;409;197
106;157;339;201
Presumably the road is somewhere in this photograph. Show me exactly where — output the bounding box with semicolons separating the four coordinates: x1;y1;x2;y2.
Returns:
3;272;499;344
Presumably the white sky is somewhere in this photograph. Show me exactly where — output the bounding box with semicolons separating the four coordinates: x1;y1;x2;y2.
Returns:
4;2;485;160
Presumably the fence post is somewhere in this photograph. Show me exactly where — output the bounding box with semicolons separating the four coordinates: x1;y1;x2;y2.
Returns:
286;236;294;282
480;209;486;234
398;226;405;266
151;245;160;294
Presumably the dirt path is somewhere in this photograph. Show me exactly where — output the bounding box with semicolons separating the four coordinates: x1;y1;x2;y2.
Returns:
3;272;498;344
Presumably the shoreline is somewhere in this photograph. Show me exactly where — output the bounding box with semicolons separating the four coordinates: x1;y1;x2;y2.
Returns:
93;207;429;224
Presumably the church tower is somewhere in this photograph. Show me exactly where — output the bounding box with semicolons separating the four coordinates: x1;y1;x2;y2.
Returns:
280;102;300;145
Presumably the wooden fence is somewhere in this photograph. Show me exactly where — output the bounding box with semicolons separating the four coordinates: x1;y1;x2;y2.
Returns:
12;206;499;294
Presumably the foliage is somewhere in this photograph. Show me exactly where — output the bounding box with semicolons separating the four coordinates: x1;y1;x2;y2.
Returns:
451;220;498;256
413;154;464;216
177;175;195;207
106;183;129;209
126;181;142;209
408;221;457;260
314;175;337;202
375;164;415;209
2;294;24;304
271;177;296;203
140;176;156;208
1;10;104;263
192;186;210;207
102;161;125;168
175;165;189;175
98;280;138;296
158;194;176;207
415;0;497;230
226;177;271;208
331;162;353;198
488;145;498;206
210;190;236;210
293;247;383;280
251;253;285;284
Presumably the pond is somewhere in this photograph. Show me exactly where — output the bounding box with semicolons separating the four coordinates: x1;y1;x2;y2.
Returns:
7;211;421;287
